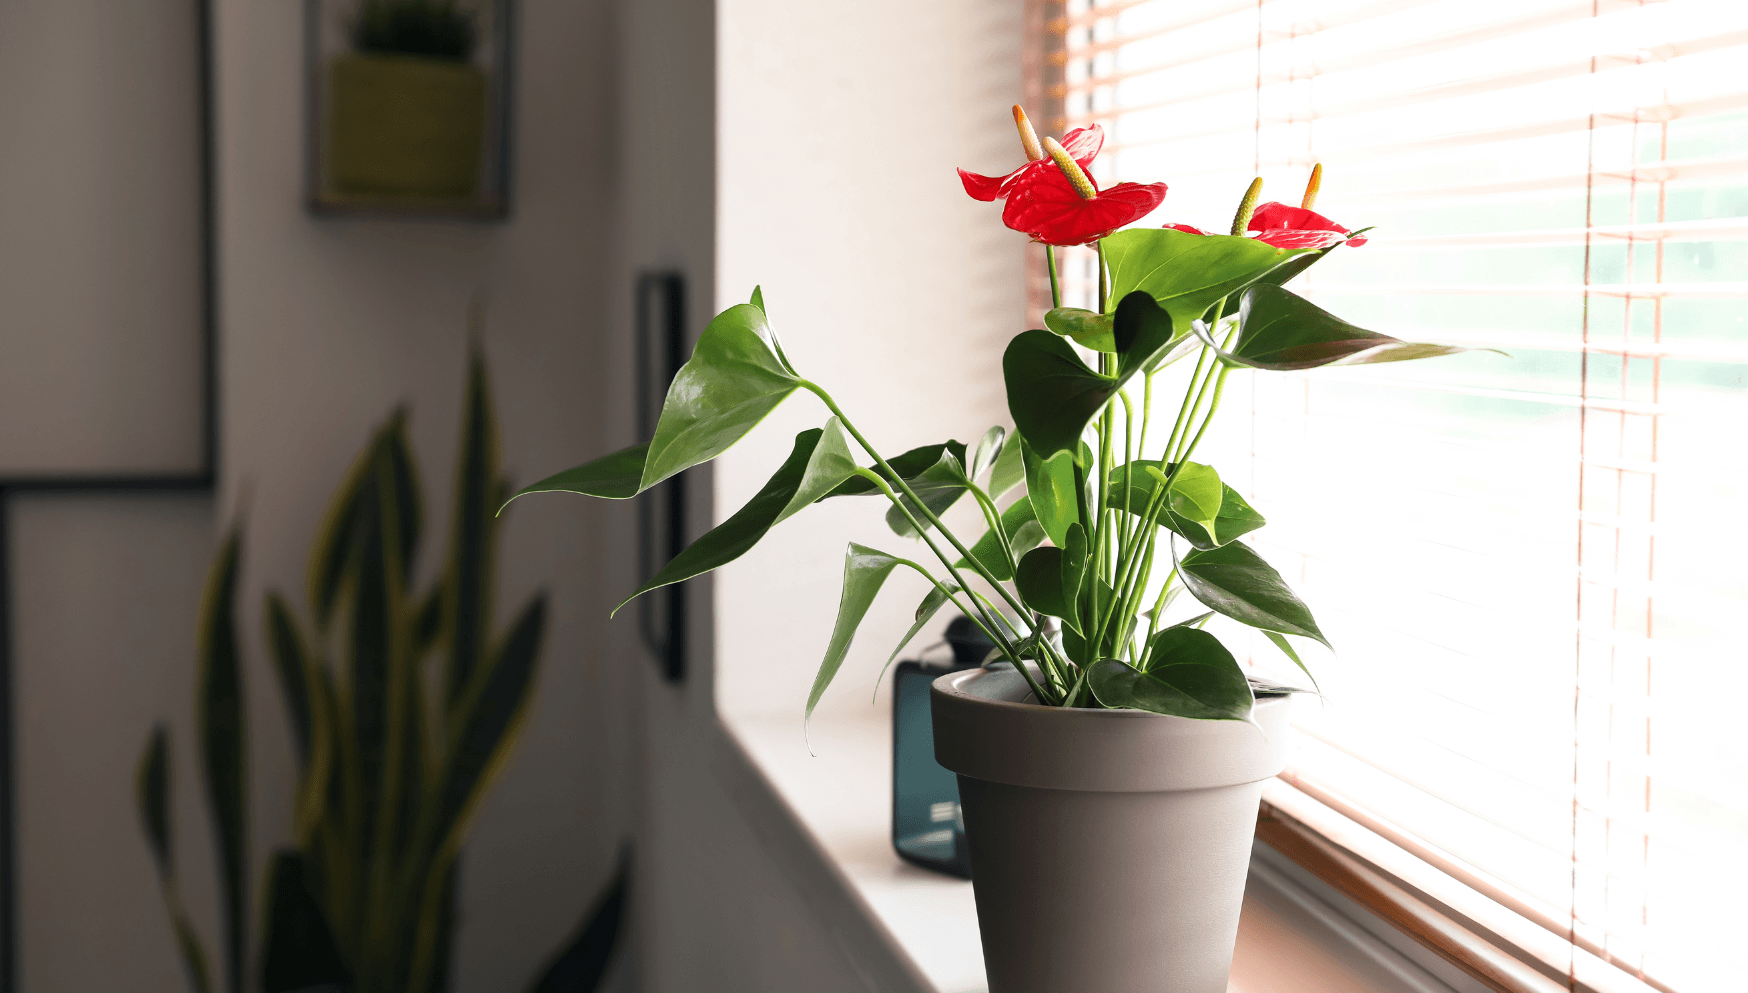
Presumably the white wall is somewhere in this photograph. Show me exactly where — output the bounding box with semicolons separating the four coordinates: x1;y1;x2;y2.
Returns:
622;0;1026;990
713;2;1024;724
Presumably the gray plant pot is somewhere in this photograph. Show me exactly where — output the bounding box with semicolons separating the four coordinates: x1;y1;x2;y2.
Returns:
931;666;1293;993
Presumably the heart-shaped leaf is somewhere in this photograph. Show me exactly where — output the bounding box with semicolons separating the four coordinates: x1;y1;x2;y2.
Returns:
1014;524;1088;633
1264;631;1321;693
958;496;1047;581
642;302;803;487
505;302;803;507
1044;307;1115;351
988;429;1026;501
1102;228;1316;330
614;419;859;613
1020;435;1082;547
878;582;961;692
1088;625;1254;721
1202;283;1495;370
885;450;973;538
1106;461;1266;549
1005;293;1183;463
807;544;907;723
819;440;968;498
1177;539;1330;648
968;426;1007;482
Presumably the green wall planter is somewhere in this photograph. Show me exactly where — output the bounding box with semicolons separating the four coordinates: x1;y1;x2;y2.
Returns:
325;52;486;199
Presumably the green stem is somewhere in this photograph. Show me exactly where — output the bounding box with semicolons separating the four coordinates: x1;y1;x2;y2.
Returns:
1140;567;1178;667
1046;245;1061;311
1097;241;1108;314
853;467;1056;705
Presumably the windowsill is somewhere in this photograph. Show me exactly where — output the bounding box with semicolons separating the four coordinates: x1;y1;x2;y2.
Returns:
720;708;1475;993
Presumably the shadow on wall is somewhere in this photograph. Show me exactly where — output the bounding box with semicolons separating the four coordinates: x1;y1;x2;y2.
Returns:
133;347;626;993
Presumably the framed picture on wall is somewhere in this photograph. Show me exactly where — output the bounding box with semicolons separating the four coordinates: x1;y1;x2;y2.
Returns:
304;0;514;219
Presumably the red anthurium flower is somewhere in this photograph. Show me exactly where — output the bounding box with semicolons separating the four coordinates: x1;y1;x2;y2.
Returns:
1247;202;1367;248
958;107;1106;202
1001;138;1169;246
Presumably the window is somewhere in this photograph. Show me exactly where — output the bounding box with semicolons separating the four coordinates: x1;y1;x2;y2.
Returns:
1039;1;1748;990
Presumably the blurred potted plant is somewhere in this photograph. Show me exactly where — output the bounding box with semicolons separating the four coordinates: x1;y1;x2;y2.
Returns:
136;350;625;993
326;0;487;199
509;105;1491;992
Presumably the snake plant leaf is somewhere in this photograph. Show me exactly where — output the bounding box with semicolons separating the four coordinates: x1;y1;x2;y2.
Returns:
414;585;444;658
1200;283;1492;370
1020;435;1082;546
616;420;859;613
807;544;906;724
1177;539;1331;648
817;439;968;498
1088;625;1254;720
1101;227;1315;330
1005;293;1183;464
137;726;172;873
1044;307;1116;351
134;725;218;993
988;429;1026;501
527;851;630;993
1264;631;1321;693
1105;460;1264;549
265;593;314;768
197;527;246;993
957;495;1046;581
968;426;1006;483
447;346;501;704
260;851;351;993
403;593;547;970
884;449;972;538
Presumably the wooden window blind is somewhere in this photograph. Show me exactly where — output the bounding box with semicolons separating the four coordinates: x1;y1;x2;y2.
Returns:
1032;1;1748;991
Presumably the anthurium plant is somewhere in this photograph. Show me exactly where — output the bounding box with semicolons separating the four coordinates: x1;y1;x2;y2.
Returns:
512;105;1484;724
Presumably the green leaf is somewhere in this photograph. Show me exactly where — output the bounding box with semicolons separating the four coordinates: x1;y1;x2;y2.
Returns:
1013;524;1088;634
879;581;960;692
1203;283;1496;370
1044;307;1115;351
1101;227;1314;330
642;303;802;487
1088;625;1255;720
884;450;972;538
818;440;968;498
447;346;503;705
807;544;906;722
265;594;314;768
957;496;1045;582
968;426;1006;482
137;726;172;874
1264;631;1321;693
1177;539;1330;648
198;528;246;993
1020;435;1081;546
1005;293;1184;463
505;302;802;508
260;851;350;993
615;420;859;612
507;443;649;502
988;429;1026;500
1106;460;1266;549
526;851;629;993
749;285;765;313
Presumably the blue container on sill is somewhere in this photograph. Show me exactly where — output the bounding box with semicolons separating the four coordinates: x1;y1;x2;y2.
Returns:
891;616;992;880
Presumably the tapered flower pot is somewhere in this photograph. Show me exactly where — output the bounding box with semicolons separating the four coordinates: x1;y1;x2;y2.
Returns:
931;666;1292;993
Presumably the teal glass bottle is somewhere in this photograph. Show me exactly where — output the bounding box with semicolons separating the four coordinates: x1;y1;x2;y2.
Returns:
890;617;991;879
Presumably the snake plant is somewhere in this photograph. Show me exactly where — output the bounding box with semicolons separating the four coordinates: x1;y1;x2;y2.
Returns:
136;349;625;993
